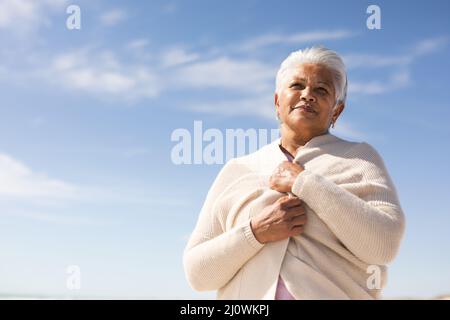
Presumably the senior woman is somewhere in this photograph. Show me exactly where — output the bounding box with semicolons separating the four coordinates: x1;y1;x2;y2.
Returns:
183;46;405;300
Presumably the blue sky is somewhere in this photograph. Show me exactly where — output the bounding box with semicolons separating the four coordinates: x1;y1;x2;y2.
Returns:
0;0;449;299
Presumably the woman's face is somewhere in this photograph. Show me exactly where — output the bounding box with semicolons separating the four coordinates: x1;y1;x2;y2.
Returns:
275;63;344;137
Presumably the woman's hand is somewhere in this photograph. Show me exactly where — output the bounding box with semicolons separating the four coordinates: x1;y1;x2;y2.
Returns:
269;161;305;193
250;195;307;244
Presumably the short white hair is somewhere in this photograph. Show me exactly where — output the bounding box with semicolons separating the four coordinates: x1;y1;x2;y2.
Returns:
275;46;348;106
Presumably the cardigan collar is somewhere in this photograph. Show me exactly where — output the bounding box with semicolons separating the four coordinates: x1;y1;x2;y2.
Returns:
267;132;340;166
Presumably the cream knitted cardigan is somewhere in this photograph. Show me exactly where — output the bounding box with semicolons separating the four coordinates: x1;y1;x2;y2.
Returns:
183;133;405;300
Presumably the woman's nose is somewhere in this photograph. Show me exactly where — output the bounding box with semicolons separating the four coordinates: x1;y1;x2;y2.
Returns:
300;87;316;102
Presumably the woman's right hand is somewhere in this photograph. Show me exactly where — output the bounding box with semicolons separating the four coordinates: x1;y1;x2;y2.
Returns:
250;195;307;244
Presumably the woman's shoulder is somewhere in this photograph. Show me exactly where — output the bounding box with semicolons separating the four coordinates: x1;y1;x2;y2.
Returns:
343;140;384;162
335;139;391;178
230;139;281;171
328;134;383;160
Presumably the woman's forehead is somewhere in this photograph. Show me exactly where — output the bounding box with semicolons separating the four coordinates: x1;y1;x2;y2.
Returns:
285;63;334;85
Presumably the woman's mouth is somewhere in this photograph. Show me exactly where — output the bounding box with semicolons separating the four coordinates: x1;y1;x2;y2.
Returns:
291;105;317;114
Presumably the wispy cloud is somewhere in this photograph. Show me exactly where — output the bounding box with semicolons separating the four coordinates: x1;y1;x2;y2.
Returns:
127;39;150;51
186;94;275;119
0;0;67;31
0;153;77;199
412;36;448;56
47;48;161;101
100;8;127;26
344;36;448;69
349;69;411;94
0;151;187;204
0;151;191;224
1;16;447;118
331;120;368;141
161;48;200;68
174;57;276;93
343;54;411;69
345;36;447;95
237;30;356;52
2;208;107;226
47;35;448;107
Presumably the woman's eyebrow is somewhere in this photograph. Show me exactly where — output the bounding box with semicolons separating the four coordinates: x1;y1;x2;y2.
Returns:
290;77;306;83
290;78;331;88
317;81;332;88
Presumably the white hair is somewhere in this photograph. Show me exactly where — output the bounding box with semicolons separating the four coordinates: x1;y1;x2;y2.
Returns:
275;46;348;106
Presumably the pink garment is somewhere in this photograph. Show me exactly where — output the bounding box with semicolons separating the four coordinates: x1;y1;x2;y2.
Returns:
275;275;296;300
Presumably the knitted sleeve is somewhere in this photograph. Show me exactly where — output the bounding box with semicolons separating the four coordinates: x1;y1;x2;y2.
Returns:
291;142;405;266
183;159;265;291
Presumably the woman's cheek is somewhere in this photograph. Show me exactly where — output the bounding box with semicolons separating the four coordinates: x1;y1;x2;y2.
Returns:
286;92;299;106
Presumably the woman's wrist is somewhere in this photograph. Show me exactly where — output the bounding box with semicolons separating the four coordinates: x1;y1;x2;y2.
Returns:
250;218;265;244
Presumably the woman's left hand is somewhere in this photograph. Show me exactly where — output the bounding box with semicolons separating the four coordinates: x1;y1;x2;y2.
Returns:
269;161;305;193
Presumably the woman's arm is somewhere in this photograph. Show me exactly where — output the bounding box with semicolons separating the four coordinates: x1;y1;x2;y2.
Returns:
291;142;405;266
183;159;265;292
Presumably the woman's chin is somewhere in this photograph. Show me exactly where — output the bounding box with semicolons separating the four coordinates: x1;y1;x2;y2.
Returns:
288;115;315;126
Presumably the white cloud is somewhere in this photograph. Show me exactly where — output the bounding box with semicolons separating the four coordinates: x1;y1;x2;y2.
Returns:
413;36;448;56
40;36;438;116
238;30;356;52
343;36;448;69
174;57;276;93
199;35;445;116
331;120;367;141
0;153;77;199
343;54;411;69
127;39;150;50
161;48;200;68
2;208;105;226
0;151;191;225
0;0;34;28
186;95;275;119
343;37;447;95
48;49;161;100
100;8;126;26
1;20;447;119
349;70;411;95
0;0;67;30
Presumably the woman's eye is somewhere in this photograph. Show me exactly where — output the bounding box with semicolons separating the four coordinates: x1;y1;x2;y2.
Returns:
316;87;328;94
290;83;304;89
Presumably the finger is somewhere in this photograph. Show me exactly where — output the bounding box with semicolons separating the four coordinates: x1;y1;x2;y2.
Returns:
276;195;291;204
289;214;307;227
280;197;303;209
289;225;305;237
276;195;295;205
286;205;306;219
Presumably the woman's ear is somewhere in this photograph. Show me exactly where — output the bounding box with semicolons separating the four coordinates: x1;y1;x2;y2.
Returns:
333;102;345;119
274;93;279;110
274;93;282;122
